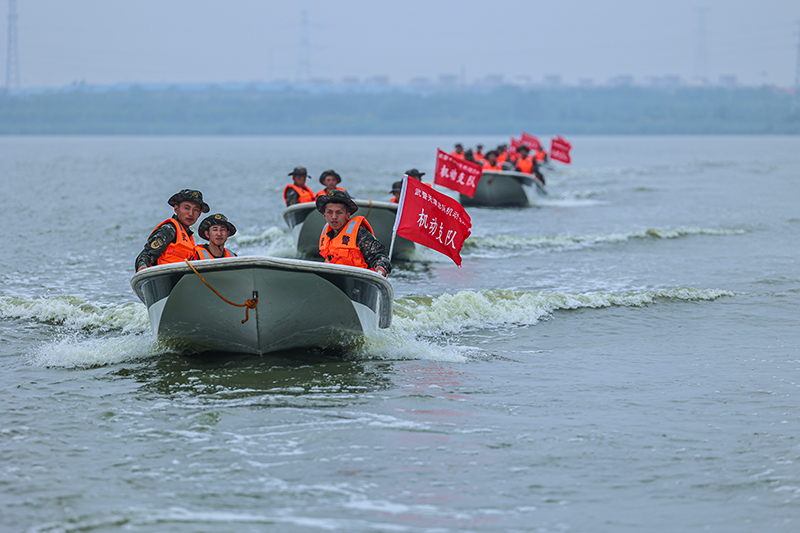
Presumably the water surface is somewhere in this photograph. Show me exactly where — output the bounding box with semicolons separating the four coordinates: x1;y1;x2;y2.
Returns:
2;135;799;532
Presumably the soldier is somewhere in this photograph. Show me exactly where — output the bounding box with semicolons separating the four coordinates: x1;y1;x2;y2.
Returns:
481;150;503;171
405;168;425;181
514;145;535;175
405;168;433;188
316;190;391;277
389;181;402;203
315;169;348;198
195;213;238;259
135;189;209;272
283;167;315;206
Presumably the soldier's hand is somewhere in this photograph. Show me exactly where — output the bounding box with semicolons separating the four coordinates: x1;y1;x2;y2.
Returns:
375;266;387;277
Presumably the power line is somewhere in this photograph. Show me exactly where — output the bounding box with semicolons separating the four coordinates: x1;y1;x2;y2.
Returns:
5;0;20;89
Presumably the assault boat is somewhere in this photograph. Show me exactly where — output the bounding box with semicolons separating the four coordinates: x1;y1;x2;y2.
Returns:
459;170;546;207
282;199;415;259
131;256;393;355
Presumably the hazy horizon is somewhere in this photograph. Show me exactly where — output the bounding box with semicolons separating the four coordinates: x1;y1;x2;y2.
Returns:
2;0;798;89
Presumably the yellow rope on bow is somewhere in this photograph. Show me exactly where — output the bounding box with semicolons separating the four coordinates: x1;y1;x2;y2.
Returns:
184;259;258;323
365;199;373;218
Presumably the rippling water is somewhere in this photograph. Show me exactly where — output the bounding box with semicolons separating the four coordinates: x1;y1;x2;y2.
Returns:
2;135;799;532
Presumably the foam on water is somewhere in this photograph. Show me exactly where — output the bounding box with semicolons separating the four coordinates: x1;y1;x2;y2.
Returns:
230;226;289;246
464;226;745;255
547;189;607;200
5;287;733;367
393;287;734;336
0;295;149;333
28;506;361;533
28;332;167;368
0;295;163;368
229;226;297;257
356;328;470;363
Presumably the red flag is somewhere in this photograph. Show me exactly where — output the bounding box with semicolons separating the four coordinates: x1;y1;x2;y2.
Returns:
392;177;472;266
520;132;542;151
433;148;483;198
550;136;572;164
509;137;521;153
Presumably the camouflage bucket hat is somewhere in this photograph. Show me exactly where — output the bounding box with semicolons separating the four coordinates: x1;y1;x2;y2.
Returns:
168;189;210;213
198;213;237;241
404;168;425;179
319;169;342;185
315;189;358;215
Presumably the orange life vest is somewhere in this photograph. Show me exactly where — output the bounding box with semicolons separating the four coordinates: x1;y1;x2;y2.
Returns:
535;149;547;163
516;155;535;174
482;160;503;171
497;152;508;163
154;218;197;265
390;197;399;204
450;151;465;159
473;152;485;162
319;216;375;270
195;245;234;260
284;183;315;204
315;186;347;199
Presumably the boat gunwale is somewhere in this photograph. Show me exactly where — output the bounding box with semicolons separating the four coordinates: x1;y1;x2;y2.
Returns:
477;170;545;189
130;256;393;328
282;198;399;228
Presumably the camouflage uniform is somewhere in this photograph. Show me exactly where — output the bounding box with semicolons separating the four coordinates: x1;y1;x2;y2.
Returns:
284;187;302;206
134;216;196;271
322;225;392;274
315;189;391;274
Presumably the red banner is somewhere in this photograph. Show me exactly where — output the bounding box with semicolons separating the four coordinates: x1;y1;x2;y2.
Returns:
433;148;483;198
550;136;572;164
520;132;542;151
392;177;472;266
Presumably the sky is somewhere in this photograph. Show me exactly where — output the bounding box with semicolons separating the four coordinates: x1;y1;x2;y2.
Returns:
2;0;799;89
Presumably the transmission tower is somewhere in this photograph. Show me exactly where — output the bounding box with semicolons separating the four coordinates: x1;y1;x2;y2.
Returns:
5;0;19;89
693;8;709;85
296;10;311;84
793;21;800;115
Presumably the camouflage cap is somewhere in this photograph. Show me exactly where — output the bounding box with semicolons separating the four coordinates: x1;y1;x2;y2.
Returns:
315;189;358;215
390;181;402;193
168;189;210;213
198;213;237;241
404;168;425;179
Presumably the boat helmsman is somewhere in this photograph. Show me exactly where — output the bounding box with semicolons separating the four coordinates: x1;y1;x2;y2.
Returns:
195;213;238;259
405;168;433;188
283;167;315;206
317;190;391;277
514;145;535;175
481;151;503;171
135;189;210;272
389;181;402;204
315;169;349;199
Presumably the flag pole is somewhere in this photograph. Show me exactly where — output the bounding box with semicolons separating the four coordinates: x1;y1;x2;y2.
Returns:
388;176;408;259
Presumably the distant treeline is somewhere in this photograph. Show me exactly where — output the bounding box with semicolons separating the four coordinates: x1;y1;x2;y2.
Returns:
1;85;799;135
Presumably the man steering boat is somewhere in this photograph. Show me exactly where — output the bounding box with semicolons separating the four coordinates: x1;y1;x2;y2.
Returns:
316;190;391;277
